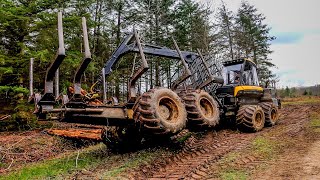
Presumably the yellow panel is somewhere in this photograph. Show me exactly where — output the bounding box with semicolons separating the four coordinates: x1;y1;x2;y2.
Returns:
234;86;263;97
127;109;134;119
244;58;256;66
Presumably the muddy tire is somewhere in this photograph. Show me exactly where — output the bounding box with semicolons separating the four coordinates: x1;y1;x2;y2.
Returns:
101;126;141;152
183;89;220;128
136;87;187;135
132;96;142;123
259;102;279;126
236;105;265;132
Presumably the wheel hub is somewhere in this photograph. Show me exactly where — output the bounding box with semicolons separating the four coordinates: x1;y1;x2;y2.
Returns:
200;98;214;118
159;105;170;120
271;108;277;121
158;96;179;122
255;112;263;126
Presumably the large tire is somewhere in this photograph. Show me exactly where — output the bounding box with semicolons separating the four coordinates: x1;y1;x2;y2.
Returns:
132;96;142;123
136;88;187;135
259;102;279;126
183;89;220;128
101;126;141;152
236;105;265;132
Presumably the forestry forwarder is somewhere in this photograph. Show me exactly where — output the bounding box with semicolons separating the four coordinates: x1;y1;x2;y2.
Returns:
34;13;279;150
34;13;222;150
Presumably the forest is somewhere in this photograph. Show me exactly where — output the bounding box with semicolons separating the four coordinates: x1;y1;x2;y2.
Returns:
0;0;275;101
3;2;320;179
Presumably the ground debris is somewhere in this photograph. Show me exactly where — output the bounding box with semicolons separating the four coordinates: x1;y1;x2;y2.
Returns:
46;128;102;141
0;115;11;121
2;101;320;179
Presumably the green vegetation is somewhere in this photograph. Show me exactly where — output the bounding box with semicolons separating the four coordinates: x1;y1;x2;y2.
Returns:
215;136;277;180
220;169;248;180
282;96;320;106
176;132;192;143
215;99;320;179
102;150;158;178
251;137;276;159
279;85;320;98
0;86;29;99
0;0;275;102
0;144;107;180
220;152;240;164
309;112;320;132
1;143;168;180
0;99;40;131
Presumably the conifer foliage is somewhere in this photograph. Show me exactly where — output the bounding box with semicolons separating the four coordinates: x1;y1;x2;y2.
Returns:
0;0;275;97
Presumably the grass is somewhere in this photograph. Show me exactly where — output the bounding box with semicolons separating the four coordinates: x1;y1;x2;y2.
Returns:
102;150;158;178
220;169;248;180
282;96;320;106
1;138;170;180
215;136;277;180
0;162;6;168
217;99;320;180
251;137;276;159
309;111;320;132
219;153;247;180
0;144;107;180
220;152;240;164
309;112;320;127
177;132;192;143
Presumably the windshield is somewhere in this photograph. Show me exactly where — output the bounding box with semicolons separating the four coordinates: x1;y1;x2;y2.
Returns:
222;64;242;85
242;63;259;86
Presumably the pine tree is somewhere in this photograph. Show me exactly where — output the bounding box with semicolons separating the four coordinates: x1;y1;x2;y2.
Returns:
234;1;275;84
214;1;235;59
0;0;62;87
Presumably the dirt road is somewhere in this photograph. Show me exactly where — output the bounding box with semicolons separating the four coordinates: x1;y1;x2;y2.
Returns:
123;104;317;179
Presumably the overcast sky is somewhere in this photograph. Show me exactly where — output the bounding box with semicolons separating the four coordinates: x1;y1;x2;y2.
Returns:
199;0;320;88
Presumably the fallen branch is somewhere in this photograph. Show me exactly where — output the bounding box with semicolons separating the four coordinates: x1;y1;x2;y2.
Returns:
75;150;80;168
0;153;6;161
5;158;14;171
0;115;11;121
5;137;26;151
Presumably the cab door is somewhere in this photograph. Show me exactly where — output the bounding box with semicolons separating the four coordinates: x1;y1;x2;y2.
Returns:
241;61;259;86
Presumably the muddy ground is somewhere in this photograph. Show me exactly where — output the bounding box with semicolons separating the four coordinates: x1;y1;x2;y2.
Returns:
1;100;320;179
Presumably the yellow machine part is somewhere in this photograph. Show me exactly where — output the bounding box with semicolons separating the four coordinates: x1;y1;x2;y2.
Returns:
243;58;256;66
127;109;134;119
234;86;263;97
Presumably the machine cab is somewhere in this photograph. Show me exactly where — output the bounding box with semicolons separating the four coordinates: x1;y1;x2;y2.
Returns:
216;58;262;102
221;58;259;86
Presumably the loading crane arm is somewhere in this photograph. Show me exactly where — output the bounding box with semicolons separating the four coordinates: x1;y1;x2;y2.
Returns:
103;30;199;78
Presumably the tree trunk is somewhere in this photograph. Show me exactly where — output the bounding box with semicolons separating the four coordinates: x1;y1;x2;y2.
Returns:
155;0;160;87
116;2;122;46
115;2;123;98
222;3;234;59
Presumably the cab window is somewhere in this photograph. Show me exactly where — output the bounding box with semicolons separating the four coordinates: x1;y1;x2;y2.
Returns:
222;64;242;85
242;62;259;86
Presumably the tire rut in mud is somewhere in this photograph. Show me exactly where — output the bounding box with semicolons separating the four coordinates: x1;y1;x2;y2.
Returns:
123;105;312;179
279;105;310;136
53;104;312;180
125;130;254;179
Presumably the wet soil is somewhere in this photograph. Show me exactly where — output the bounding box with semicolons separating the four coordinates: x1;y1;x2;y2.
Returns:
1;103;320;179
123;104;320;179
